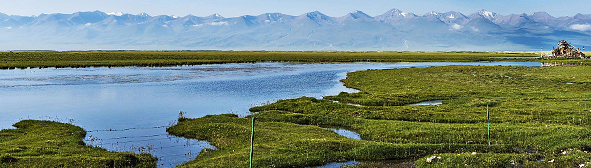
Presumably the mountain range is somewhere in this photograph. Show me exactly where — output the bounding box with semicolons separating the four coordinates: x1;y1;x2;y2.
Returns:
1;9;590;51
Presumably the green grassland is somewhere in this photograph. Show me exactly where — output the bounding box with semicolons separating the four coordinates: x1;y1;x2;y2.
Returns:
0;120;156;167
168;114;508;167
0;51;538;69
169;65;591;167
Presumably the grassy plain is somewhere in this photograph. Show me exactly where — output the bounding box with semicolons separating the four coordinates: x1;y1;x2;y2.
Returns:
0;51;538;69
0;120;156;167
169;65;591;167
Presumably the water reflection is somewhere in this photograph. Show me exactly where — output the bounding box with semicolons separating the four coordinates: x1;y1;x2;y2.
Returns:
327;127;362;140
407;100;444;106
541;62;581;66
311;161;359;168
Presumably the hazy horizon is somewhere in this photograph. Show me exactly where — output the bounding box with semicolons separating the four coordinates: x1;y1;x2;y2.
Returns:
1;0;589;18
1;1;591;51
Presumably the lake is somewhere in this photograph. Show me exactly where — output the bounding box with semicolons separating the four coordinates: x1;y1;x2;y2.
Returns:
0;62;541;167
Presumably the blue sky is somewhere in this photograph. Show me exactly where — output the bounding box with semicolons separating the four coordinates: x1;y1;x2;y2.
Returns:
0;0;589;17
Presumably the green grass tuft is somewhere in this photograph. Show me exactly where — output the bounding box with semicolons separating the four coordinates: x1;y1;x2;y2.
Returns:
0;120;157;167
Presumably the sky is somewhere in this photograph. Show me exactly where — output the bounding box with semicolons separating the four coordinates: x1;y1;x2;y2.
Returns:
0;0;589;17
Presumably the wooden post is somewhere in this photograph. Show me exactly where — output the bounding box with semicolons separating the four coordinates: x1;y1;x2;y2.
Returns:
487;102;490;146
250;117;255;168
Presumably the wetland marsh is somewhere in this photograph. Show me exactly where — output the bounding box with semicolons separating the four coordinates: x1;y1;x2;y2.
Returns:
0;57;541;167
172;64;591;167
5;51;590;168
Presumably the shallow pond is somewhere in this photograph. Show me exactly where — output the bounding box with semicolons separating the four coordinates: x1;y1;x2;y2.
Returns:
327;127;362;140
311;161;359;168
0;62;541;167
407;100;444;106
315;159;416;168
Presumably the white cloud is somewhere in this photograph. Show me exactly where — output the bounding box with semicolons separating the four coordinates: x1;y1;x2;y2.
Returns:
85;23;91;26
107;12;123;16
471;27;479;32
570;24;591;31
193;21;228;27
209;21;228;26
451;24;462;30
4;26;12;29
162;24;168;27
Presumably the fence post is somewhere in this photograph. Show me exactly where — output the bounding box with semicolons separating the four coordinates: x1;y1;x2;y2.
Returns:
250;117;255;168
487;102;490;146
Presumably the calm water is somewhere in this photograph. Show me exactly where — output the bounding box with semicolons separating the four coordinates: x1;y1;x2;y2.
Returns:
0;62;541;167
327;128;362;140
407;100;444;106
311;161;359;168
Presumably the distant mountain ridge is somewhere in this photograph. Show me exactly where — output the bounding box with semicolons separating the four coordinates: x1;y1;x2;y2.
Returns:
1;9;590;51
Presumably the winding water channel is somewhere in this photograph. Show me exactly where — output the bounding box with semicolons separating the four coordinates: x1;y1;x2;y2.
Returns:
0;62;541;167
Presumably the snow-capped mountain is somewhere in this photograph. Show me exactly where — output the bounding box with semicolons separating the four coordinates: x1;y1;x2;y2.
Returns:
297;11;334;25
376;8;417;23
430;11;468;25
477;10;499;21
0;9;590;51
338;10;374;22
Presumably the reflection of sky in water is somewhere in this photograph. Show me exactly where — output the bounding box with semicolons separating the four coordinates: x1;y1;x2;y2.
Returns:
407;100;444;106
0;62;541;167
327;127;362;140
311;161;359;168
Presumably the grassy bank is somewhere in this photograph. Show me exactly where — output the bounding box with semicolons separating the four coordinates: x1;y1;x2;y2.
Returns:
0;120;156;167
0;51;538;69
168;114;510;167
169;65;591;167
